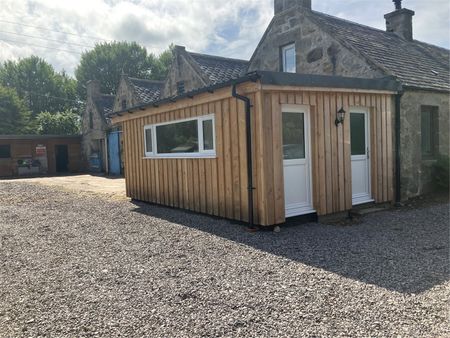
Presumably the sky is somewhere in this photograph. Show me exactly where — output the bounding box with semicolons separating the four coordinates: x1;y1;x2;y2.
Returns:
0;0;448;76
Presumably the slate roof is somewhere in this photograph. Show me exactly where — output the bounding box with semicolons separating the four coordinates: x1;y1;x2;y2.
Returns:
307;11;449;92
128;78;164;104
94;95;115;116
188;52;249;85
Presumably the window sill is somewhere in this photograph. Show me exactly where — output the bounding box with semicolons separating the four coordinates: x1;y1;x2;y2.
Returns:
143;154;217;160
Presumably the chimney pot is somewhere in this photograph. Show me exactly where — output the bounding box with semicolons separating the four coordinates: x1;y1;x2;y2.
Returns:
393;0;402;10
274;0;311;15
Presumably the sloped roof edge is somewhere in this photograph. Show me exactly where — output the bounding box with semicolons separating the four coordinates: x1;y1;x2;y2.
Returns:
108;71;401;118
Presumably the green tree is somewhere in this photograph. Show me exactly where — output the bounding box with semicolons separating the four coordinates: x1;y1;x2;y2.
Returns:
0;56;79;117
75;41;172;100
35;110;81;135
0;86;33;134
152;44;174;80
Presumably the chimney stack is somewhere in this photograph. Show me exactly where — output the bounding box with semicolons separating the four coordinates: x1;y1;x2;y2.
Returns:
384;0;415;41
274;0;311;15
86;80;101;98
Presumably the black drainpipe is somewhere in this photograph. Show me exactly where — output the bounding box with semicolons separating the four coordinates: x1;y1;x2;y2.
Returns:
394;92;403;204
232;84;255;228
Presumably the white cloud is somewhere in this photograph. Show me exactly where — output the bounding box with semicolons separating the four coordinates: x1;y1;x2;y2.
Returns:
0;0;448;76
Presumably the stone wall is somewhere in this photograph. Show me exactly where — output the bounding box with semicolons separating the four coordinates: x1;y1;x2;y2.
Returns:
249;5;448;200
163;47;209;97
113;77;139;112
248;7;384;78
81;81;108;171
400;90;449;198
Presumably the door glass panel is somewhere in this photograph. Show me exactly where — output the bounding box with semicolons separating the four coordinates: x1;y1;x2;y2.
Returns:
350;113;366;156
282;112;305;160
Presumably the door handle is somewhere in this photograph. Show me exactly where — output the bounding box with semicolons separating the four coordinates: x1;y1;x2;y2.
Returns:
367;147;370;159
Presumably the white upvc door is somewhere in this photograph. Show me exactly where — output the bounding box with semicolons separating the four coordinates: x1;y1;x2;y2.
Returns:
282;104;315;217
350;109;373;205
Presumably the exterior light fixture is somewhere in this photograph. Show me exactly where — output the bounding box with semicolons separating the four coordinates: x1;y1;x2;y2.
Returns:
335;107;346;126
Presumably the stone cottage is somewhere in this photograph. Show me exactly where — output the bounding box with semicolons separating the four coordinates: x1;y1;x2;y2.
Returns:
82;75;164;174
162;45;248;97
248;0;449;199
81;80;114;172
114;45;250;111
114;73;165;112
112;0;448;203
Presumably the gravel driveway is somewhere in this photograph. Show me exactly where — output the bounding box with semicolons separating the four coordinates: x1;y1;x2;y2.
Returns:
0;182;448;337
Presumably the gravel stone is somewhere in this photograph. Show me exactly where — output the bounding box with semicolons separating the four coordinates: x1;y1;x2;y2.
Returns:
0;182;448;337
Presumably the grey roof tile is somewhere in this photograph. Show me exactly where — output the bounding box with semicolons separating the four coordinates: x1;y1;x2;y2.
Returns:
129;78;164;104
189;52;249;85
308;11;450;92
94;95;115;116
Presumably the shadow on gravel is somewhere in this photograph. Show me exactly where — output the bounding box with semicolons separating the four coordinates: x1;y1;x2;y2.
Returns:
131;201;449;295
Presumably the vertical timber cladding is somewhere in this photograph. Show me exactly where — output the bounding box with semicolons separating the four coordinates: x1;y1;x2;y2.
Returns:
119;86;394;226
261;89;394;219
121;90;262;224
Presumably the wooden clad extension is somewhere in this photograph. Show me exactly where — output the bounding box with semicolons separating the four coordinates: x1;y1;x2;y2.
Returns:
269;89;394;217
113;83;394;226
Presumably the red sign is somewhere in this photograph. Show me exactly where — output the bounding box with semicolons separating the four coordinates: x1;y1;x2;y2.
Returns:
36;145;47;156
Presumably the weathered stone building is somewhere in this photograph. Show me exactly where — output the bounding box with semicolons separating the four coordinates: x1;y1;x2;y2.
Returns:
114;74;164;112
247;0;449;199
82;76;164;174
114;47;248;114
81;80;114;171
162;45;248;97
111;0;448;201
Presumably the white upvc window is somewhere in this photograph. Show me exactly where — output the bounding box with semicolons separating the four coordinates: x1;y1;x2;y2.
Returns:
143;114;216;158
282;43;296;73
144;125;154;157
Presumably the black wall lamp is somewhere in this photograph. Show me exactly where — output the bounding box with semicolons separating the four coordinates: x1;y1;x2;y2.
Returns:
335;107;346;126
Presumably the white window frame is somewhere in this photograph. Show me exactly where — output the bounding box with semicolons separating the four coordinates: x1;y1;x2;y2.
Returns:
144;125;154;157
143;114;216;159
282;43;296;73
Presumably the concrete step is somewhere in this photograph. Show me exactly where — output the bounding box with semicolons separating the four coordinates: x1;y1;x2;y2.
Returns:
350;206;388;217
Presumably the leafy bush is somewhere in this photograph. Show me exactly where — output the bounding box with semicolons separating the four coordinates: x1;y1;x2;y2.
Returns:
433;154;449;191
36;110;80;135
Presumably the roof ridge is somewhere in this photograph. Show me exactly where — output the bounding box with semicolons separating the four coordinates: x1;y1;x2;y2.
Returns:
128;77;165;84
414;39;450;52
312;10;449;52
188;51;248;63
308;9;449;92
311;10;395;36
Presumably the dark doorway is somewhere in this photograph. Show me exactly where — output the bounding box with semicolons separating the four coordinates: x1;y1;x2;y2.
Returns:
55;145;69;173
